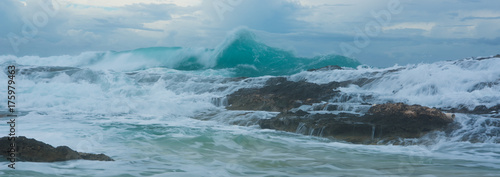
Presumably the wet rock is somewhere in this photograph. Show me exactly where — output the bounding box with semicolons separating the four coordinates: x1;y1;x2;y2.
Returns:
259;112;376;144
259;103;454;144
225;75;384;113
473;105;489;113
443;104;500;114
476;54;500;61
78;152;114;161
226;77;341;112
364;103;454;138
0;136;114;162
467;81;499;92
225;76;457;144
476;105;500;114
442;104;469;113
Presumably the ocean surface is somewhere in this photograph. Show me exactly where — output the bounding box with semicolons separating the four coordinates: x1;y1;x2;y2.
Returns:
1;29;499;176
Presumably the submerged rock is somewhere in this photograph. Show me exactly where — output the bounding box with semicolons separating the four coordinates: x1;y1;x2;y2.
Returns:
0;136;113;162
258;103;455;144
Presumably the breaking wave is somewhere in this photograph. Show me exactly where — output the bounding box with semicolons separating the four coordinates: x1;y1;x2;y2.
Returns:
3;28;360;77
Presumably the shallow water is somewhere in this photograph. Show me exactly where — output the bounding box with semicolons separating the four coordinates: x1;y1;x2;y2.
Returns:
2;112;499;177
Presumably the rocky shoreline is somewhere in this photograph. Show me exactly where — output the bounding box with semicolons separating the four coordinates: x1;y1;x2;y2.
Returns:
225;73;459;144
0;136;113;162
3;56;497;162
258;103;454;144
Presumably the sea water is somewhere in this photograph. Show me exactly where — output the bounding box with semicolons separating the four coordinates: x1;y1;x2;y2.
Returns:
0;29;499;176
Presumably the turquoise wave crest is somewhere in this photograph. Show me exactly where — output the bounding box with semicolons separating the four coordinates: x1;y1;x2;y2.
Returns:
96;29;361;77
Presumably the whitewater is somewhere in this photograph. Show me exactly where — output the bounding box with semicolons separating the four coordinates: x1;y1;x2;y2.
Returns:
1;29;499;176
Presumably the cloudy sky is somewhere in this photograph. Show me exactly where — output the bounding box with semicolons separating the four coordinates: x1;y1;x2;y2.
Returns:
1;0;499;67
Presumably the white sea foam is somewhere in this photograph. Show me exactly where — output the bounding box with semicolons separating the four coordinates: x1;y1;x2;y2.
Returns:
290;57;500;109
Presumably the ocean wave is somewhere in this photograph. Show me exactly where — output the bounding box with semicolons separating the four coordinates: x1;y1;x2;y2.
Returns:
1;28;360;77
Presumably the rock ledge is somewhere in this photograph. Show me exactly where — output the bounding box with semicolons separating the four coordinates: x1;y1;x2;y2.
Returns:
1;136;114;162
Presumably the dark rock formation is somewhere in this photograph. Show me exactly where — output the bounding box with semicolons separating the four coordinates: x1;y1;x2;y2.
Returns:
226;77;342;112
225;77;384;113
258;103;455;144
476;54;500;61
259;112;376;144
0;136;113;162
364;103;454;137
225;76;456;144
78;152;114;161
442;104;500;114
